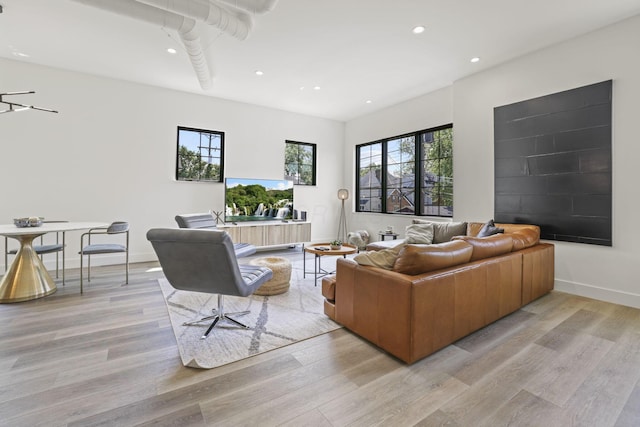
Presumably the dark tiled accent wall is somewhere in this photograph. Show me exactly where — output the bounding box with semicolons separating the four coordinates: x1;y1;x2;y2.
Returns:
494;80;612;246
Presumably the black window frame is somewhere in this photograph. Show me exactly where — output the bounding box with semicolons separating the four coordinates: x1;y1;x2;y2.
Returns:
356;124;453;217
284;140;317;186
176;126;225;182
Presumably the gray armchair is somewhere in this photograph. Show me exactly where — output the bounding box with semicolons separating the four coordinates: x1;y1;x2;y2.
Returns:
146;228;273;339
175;213;256;257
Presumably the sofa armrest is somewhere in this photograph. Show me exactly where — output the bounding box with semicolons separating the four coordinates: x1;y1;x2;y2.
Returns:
322;275;337;320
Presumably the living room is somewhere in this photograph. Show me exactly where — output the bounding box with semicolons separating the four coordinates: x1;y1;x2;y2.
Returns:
2;0;640;425
2;4;639;310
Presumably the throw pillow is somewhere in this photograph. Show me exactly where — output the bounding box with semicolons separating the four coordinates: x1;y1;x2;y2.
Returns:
405;223;434;244
413;219;468;243
353;243;404;270
476;219;504;238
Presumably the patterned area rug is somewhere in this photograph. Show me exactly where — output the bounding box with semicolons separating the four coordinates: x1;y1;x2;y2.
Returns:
158;256;341;369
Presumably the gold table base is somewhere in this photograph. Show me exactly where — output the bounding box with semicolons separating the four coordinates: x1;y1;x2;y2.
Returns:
0;233;57;303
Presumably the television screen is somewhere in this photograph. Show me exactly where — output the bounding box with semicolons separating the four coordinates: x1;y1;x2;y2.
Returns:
225;178;294;223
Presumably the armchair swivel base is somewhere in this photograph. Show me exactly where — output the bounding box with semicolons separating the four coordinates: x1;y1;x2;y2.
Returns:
183;294;251;339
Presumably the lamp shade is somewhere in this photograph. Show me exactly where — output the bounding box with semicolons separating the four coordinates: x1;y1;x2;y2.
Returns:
337;189;349;200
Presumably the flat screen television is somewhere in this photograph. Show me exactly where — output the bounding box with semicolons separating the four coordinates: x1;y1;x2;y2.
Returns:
225;177;294;223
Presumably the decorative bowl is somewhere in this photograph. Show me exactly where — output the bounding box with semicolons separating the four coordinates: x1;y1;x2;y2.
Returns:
14;217;43;228
330;244;342;250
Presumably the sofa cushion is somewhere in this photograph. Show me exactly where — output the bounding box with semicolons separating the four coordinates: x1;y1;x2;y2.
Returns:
405;223;434;244
412;219;467;243
476;219;504;238
354;244;404;270
322;275;337;301
393;240;473;275
510;228;540;251
452;234;514;261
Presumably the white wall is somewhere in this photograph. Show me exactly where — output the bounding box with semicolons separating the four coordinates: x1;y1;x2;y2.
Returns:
453;14;640;308
1;59;345;270
345;14;640;308
344;86;454;237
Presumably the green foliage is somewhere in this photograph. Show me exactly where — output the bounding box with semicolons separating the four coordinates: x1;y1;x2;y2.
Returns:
177;146;220;181
226;184;293;216
285;143;314;185
359;163;380;178
424;128;453;208
399;137;416;175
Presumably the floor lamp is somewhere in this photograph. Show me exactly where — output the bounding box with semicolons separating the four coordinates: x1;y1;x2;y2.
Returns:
337;189;349;243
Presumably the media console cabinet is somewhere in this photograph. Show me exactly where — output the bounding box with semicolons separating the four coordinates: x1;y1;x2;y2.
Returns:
217;221;311;247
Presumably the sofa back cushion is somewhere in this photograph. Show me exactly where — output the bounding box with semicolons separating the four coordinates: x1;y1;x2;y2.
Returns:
393;240;473;275
412;220;468;243
467;222;541;250
452;234;514;261
510;228;540;250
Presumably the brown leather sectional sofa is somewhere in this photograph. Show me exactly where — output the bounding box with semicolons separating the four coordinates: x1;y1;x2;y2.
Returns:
321;222;554;364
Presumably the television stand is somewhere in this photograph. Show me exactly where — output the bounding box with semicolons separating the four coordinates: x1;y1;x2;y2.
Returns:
217;221;311;247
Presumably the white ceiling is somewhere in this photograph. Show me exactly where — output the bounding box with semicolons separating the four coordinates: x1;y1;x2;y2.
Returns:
2;0;640;121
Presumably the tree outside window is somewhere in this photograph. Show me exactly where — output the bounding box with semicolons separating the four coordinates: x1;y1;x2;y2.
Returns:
285;141;316;185
421;127;453;216
176;126;224;182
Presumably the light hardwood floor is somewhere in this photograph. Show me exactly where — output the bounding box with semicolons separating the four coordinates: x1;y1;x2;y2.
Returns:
1;250;639;427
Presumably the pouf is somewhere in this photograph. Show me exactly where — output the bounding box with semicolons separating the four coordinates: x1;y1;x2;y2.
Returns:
249;256;292;296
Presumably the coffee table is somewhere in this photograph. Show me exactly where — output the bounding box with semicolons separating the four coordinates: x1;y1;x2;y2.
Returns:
303;243;357;286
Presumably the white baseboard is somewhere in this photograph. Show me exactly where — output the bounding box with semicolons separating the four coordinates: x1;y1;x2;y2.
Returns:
1;252;159;272
555;279;640;309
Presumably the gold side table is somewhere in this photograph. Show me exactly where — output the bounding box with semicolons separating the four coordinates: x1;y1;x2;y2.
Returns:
303;243;357;286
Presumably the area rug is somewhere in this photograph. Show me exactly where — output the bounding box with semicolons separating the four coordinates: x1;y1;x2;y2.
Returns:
158;263;341;369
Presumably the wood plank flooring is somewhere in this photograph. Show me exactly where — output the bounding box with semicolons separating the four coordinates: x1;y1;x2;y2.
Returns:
1;249;639;426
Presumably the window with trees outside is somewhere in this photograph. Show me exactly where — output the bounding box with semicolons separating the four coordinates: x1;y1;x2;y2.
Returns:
176;126;224;182
285;140;316;185
356;124;453;217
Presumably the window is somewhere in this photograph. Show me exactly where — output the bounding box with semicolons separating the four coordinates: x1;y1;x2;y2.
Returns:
357;142;382;212
356;124;453;217
386;135;416;215
285;141;316;185
176;126;224;182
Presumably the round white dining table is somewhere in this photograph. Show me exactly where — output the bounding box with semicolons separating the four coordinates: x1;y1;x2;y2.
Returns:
0;221;109;303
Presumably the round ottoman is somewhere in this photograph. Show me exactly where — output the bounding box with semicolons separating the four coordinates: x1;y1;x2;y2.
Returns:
249;256;292;296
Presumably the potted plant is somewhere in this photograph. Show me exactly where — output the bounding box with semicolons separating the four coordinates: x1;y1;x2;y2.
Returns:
330;239;342;250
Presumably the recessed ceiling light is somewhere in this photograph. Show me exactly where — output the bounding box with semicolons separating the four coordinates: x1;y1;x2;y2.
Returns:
366;100;372;104
167;48;177;54
313;86;321;91
255;70;264;76
470;57;480;63
299;86;305;91
12;52;30;58
412;25;425;34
